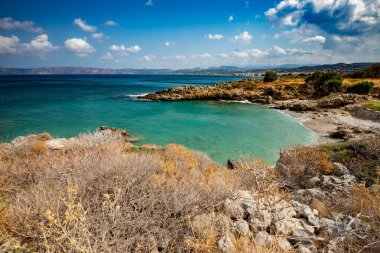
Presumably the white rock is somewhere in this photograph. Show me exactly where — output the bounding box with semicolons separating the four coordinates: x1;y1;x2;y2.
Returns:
234;219;250;236
302;207;320;227
254;231;272;246
274;218;303;235
297;245;312;253
217;235;236;253
250;208;272;231
277;237;292;251
45;138;68;150
221;199;244;220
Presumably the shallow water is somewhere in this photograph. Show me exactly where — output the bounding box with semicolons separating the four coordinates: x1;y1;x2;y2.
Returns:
0;75;315;164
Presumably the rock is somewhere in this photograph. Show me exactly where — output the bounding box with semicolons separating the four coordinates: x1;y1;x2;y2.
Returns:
306;177;321;188
227;159;239;170
309;198;330;218
221;199;244;220
302;207;320;227
254;231;272;246
98;126;128;140
297;245;312;253
328;127;351;140
217;235;236;253
249;208;272;232
45;138;68;150
233;219;250;236
332;163;350;176
277;237;292;251
274;218;303;236
299;219;315;234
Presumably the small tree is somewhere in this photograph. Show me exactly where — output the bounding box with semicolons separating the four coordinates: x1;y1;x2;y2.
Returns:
263;71;278;82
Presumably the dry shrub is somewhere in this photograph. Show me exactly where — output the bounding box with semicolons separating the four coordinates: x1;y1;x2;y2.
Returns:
31;141;48;154
275;146;334;188
0;133;263;252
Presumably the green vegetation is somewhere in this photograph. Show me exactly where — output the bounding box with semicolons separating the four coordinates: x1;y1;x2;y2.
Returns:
346;81;374;95
350;63;380;78
263;71;278;82
363;100;380;111
306;71;343;94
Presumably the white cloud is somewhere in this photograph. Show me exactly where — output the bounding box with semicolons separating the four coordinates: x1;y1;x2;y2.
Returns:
146;0;153;6
232;50;250;59
232;31;253;44
74;18;97;32
0;34;57;54
127;45;141;53
92;33;105;40
21;34;58;54
303;35;326;43
174;55;186;61
143;55;156;61
228;15;234;22
164;41;175;47
102;52;114;60
0;35;19;54
65;37;95;57
0;17;43;33
109;44;141;53
104;20;118;26
205;34;224;40
190;53;212;59
219;53;229;59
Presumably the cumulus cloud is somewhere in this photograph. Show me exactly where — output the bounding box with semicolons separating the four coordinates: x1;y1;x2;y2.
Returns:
65;37;95;56
0;34;57;54
228;15;234;22
190;53;212;59
164;41;175;47
143;55;156;61
104;20;118;26
265;0;380;35
0;35;19;54
109;44;141;53
74;18;97;32
232;31;253;44
0;17;43;33
205;34;224;40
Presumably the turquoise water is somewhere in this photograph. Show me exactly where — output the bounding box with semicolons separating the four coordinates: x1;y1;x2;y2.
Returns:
0;75;315;164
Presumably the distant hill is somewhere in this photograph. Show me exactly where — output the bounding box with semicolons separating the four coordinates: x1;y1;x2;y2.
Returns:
0;62;377;75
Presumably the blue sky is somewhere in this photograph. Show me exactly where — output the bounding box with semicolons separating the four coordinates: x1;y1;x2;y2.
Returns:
0;0;379;69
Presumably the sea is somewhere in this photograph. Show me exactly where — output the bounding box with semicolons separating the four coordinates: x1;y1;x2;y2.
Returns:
0;75;315;164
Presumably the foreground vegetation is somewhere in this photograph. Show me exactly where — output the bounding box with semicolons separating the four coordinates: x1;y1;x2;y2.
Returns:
0;130;379;252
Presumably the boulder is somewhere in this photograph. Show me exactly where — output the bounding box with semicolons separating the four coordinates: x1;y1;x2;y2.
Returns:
227;159;240;170
221;199;244;220
98;126;128;140
45;138;68;150
233;219;250;236
274;218;303;235
217;235;236;253
332;163;350;176
249;208;272;232
301;207;320;227
277;237;292;251
254;231;272;247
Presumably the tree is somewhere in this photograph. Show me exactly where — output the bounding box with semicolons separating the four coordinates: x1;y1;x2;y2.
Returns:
263;71;278;82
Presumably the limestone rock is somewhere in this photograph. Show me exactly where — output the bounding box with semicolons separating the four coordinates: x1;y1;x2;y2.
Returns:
221;199;244;220
274;218;303;235
254;231;272;247
217;235;236;253
332;163;350;176
233;219;250;236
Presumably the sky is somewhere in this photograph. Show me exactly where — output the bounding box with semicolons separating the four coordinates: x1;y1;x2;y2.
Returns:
0;0;379;69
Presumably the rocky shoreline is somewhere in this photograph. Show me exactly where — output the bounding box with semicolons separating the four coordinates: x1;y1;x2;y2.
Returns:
139;77;380;143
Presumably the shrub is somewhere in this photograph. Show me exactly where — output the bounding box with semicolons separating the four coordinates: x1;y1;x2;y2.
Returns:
304;71;343;97
263;71;278;82
346;81;374;95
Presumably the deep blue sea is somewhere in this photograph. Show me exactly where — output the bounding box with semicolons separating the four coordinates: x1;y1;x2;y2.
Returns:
0;75;315;164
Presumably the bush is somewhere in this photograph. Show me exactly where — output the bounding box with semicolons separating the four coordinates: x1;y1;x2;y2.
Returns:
304;71;343;97
346;81;374;95
263;71;278;82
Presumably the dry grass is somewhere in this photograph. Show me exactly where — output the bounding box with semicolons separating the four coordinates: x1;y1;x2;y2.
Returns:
0;132;277;252
343;78;380;88
275;146;334;188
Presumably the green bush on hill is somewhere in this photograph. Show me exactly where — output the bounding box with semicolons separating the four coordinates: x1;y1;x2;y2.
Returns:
346;81;375;95
305;71;343;95
263;71;278;82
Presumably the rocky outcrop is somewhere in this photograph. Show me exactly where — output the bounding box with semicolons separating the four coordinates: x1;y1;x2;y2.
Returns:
139;79;300;104
317;94;369;109
346;106;380;121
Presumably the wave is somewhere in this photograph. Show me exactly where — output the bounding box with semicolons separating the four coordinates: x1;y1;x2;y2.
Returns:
218;99;253;104
110;93;150;99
